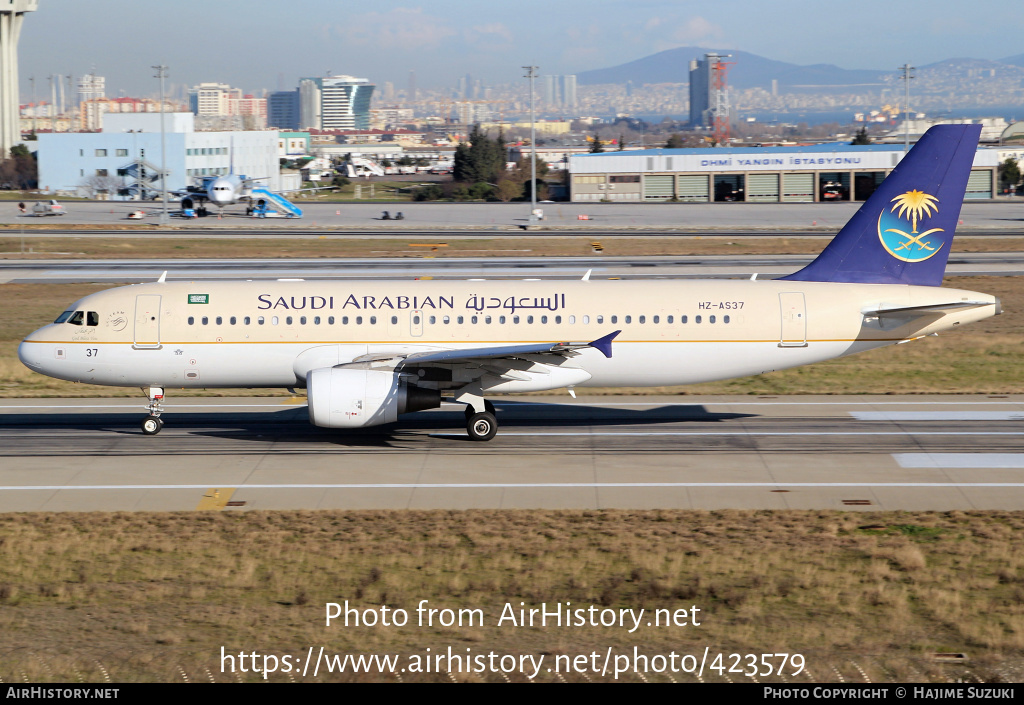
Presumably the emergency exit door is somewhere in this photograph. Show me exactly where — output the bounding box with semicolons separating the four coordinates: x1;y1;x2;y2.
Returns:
134;295;162;349
778;292;807;347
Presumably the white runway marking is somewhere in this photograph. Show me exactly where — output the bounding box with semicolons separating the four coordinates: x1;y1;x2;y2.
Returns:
852;412;1024;421
434;431;1024;437
4;482;1024;491
894;453;1024;469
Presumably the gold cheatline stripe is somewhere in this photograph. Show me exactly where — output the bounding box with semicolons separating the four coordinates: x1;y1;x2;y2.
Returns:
24;337;903;346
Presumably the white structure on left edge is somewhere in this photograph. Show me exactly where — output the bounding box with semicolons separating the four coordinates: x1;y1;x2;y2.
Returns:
37;112;281;198
0;1;37;155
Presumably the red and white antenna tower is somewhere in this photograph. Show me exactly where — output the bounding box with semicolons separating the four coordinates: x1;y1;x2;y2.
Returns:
709;54;735;146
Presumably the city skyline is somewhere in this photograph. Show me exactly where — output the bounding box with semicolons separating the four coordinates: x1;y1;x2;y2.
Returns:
13;0;1024;100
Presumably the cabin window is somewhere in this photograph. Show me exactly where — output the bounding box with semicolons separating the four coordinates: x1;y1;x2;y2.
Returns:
457;316;464;324
244;316;251;325
216;316;223;325
667;315;673;323
230;316;237;325
285;316;293;325
513;315;520;324
527;315;534;324
724;315;731;324
681;315;688;324
709;315;716;324
54;310;74;324
86;311;99;327
370;316;377;325
568;315;576;324
582;315;589;324
391;316;398;325
443;316;450;324
202;317;209;325
541;315;548;324
653;315;659;324
695;315;702;324
639;315;645;324
610;315;618;324
356;316;363;325
499;315;505;324
484;315;491;324
413;315;421;325
596;315;603;324
272;316;279;325
471;315;478;324
625;315;632;324
342;316;349;325
313;316;321;325
555;315;562;324
187;316;194;325
328;316;335;324
258;316;265;325
429;316;436;324
67;311;84;326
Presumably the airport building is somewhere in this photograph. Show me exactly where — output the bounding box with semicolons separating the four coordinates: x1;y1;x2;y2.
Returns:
568;143;999;203
37;113;280;198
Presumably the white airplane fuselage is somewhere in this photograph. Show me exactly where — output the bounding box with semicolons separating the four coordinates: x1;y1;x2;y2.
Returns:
205;174;249;208
18;278;999;391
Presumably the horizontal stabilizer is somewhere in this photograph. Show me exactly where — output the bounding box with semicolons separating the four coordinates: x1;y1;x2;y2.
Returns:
863;300;996;317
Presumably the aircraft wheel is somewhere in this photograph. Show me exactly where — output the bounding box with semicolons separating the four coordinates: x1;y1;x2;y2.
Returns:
467;411;497;442
141;415;163;435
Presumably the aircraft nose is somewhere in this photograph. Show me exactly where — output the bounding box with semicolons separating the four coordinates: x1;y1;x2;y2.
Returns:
18;330;47;372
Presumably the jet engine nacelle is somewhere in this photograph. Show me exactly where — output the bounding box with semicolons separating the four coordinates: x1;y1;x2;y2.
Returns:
306;367;440;429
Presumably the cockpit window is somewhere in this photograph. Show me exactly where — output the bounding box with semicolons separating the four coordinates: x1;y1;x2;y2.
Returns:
54;310;74;324
86;311;99;327
67;311;85;326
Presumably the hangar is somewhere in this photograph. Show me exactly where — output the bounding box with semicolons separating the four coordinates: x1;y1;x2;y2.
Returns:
568;143;999;203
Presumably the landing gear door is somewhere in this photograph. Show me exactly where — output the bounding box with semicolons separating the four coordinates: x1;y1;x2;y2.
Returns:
134;294;162;349
778;292;807;348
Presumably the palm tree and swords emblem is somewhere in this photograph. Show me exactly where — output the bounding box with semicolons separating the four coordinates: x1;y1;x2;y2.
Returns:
877;189;945;262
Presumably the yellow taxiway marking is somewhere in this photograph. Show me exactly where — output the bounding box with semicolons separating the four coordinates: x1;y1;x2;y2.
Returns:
196;488;236;511
281;396;306;405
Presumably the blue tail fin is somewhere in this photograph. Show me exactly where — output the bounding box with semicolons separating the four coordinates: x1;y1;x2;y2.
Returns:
780;124;981;286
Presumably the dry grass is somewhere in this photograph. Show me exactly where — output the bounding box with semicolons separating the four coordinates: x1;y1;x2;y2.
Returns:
0;510;1022;682
0;235;1021;260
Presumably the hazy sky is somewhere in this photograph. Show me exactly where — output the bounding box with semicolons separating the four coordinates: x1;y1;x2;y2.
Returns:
16;0;1024;99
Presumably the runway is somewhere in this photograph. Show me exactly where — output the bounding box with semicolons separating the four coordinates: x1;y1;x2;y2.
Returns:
1;395;1022;512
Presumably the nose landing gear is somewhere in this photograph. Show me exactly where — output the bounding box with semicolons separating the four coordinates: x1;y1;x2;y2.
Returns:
141;386;165;435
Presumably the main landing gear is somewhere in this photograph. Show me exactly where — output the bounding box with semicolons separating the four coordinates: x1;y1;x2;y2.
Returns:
462;398;498;442
141;386;165;435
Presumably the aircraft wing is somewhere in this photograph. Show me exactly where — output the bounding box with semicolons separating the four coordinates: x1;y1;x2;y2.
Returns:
400;330;621;365
337;331;620;377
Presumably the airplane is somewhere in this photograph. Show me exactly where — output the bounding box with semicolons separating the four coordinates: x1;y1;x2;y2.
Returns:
176;173;304;219
18;125;1000;441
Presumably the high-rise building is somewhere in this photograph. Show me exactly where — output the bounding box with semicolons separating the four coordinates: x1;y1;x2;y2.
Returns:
561;75;577;110
407;70;417;101
297;75;375;131
189;82;243;116
268;90;300;130
542;75;559;106
688;56;714;127
77;74;105;106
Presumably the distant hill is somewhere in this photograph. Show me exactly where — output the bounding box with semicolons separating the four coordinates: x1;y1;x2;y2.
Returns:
578;47;886;89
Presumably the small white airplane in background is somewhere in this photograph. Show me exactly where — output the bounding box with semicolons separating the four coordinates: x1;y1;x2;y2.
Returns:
19;125;1000;441
177;173;330;219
